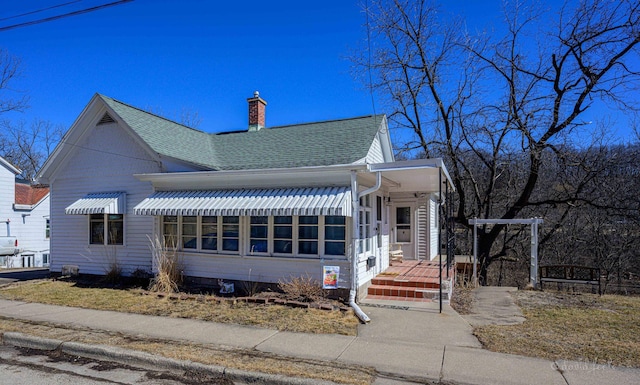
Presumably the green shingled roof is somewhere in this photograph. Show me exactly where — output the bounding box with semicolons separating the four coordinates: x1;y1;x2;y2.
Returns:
99;94;383;171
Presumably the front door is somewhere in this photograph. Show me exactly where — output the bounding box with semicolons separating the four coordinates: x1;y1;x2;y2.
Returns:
393;205;415;259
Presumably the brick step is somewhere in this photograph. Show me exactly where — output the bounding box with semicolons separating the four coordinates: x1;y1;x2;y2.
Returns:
367;284;446;300
371;277;440;289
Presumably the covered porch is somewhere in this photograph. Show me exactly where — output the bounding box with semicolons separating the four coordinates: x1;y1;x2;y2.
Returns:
362;159;457;303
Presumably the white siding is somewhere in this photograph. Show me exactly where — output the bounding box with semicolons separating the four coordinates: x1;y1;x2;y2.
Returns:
365;135;385;164
0;159;51;268
354;193;388;288
0;162;16;232
6;196;50;268
179;253;351;288
429;195;439;260
417;198;428;260
49;122;160;275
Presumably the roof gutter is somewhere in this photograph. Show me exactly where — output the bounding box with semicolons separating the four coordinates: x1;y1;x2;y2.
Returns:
135;163;369;183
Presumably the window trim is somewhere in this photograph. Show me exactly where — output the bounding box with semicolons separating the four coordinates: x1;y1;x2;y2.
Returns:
297;215;319;257
89;213;124;246
272;215;294;256
162;214;348;259
359;195;373;255
45;217;51;240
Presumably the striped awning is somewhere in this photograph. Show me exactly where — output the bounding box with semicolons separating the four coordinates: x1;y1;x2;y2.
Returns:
133;187;352;217
65;192;126;215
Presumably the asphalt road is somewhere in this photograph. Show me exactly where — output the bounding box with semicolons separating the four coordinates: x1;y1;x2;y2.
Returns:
0;268;50;285
0;345;232;385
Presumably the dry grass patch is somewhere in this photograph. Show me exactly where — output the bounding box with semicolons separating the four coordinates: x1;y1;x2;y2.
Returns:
0;280;359;336
0;318;374;385
474;290;640;367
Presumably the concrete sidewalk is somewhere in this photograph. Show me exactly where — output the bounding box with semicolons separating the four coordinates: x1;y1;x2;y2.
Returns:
0;298;638;385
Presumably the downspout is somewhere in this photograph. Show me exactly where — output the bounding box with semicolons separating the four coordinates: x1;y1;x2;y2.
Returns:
349;170;381;323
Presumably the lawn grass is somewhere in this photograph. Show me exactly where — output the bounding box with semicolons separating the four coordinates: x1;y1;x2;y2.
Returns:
0;280;359;336
473;290;640;368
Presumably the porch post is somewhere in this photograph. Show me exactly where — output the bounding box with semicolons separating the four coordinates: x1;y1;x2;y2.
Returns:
350;171;360;292
472;218;478;287
530;219;539;289
438;170;442;313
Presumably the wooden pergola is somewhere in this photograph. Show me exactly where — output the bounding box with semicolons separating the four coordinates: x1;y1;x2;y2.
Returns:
468;218;544;288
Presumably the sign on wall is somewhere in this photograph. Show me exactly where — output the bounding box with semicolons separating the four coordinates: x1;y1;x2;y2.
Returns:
322;266;339;289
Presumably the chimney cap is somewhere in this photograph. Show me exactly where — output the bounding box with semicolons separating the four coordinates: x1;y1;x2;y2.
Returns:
254;91;260;98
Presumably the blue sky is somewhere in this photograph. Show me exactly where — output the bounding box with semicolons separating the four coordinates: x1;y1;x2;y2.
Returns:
1;0;377;132
4;0;632;145
0;0;506;137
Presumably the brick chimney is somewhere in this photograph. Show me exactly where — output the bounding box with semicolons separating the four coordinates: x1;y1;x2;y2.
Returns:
247;91;267;131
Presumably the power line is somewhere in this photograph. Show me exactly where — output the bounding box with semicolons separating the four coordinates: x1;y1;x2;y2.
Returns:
1;120;158;165
0;1;82;22
0;0;134;32
365;0;377;117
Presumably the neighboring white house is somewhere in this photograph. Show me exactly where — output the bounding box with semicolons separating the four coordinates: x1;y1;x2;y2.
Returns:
36;92;453;299
0;156;50;268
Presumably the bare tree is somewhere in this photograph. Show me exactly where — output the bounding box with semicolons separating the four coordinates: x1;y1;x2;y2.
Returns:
0;49;28;114
0;119;63;180
356;0;640;282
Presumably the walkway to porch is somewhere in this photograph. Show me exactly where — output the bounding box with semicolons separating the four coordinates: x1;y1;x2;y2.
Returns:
365;260;455;302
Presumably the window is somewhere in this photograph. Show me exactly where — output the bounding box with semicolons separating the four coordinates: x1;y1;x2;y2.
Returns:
42;253;49;266
45;218;50;239
396;207;411;243
273;216;293;254
376;196;383;246
359;195;372;253
250;216;269;253
325;216;345;255
159;214;347;257
163;216;178;248
90;214;123;245
182;216;197;249
90;214;104;244
222;216;239;252
201;216;217;250
298;216;318;255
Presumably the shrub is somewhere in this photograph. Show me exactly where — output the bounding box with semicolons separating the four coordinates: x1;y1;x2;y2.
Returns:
103;245;122;283
104;262;122;283
278;274;325;302
147;235;183;293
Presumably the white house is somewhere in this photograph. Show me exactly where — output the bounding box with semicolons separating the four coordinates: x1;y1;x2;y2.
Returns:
36;93;454;312
0;156;50;268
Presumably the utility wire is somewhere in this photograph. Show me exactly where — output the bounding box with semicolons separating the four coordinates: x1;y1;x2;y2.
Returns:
0;0;133;32
365;0;382;134
365;1;377;118
0;1;82;22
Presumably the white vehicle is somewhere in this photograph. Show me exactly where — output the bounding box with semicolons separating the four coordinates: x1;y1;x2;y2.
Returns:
0;236;19;256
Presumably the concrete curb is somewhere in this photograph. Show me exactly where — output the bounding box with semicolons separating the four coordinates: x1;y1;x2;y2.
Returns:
1;332;339;385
